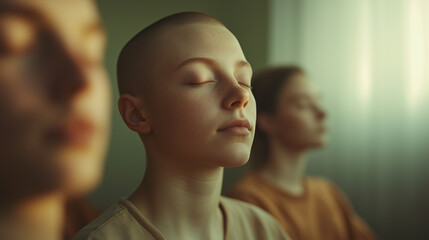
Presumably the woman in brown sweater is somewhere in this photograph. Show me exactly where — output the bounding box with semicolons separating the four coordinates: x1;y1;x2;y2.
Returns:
228;66;378;240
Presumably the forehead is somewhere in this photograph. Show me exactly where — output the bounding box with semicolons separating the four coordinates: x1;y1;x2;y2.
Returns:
281;74;318;97
157;23;246;69
0;0;101;37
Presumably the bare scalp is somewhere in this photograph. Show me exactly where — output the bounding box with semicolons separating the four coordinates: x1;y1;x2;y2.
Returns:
117;11;224;98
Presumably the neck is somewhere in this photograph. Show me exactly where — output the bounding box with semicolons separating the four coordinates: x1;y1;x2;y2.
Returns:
0;193;64;240
258;141;308;195
129;154;224;240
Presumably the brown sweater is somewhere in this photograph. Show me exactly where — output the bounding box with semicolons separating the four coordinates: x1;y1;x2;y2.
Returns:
228;172;378;240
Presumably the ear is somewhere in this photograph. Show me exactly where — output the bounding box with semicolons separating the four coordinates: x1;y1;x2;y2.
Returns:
257;113;275;136
118;94;152;134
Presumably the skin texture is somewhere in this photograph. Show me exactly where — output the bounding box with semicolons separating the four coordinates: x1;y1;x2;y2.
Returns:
119;21;256;240
0;0;110;239
257;73;327;195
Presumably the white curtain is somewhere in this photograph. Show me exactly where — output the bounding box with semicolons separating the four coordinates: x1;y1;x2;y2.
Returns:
268;0;429;239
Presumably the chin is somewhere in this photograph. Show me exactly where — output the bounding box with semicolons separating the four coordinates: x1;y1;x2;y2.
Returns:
59;151;105;197
217;148;251;168
310;139;328;149
63;167;102;197
222;159;249;168
229;140;254;164
319;135;329;146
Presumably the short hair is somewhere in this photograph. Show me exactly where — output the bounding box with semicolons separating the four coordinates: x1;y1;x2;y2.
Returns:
116;11;224;97
251;66;304;167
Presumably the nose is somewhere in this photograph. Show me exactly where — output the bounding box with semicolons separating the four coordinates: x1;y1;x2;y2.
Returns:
222;80;250;110
315;105;327;120
47;38;88;103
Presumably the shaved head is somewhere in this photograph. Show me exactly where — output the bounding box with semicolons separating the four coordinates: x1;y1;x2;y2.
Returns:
116;10;254;169
117;11;224;98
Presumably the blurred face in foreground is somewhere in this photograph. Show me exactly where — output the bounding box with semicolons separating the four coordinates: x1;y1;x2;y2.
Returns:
0;0;111;198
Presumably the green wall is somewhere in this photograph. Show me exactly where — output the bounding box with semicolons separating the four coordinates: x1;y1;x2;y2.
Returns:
90;0;269;209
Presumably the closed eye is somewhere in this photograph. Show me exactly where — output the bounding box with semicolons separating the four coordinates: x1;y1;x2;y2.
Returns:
186;80;215;86
239;82;252;89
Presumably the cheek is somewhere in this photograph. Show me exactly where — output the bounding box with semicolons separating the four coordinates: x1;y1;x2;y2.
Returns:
247;95;257;126
151;90;218;150
79;69;111;128
0;79;56;186
0;75;46;144
275;110;315;140
0;56;49;111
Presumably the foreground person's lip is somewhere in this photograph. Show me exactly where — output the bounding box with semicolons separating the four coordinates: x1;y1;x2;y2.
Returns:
46;116;96;148
218;119;251;136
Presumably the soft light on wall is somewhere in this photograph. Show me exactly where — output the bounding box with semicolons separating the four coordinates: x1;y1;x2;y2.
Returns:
268;0;429;239
405;0;427;109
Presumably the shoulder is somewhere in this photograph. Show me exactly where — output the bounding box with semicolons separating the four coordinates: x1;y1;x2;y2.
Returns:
306;176;342;194
72;199;163;240
227;172;269;200
221;196;270;220
306;176;354;211
306;175;333;187
221;197;291;240
72;200;129;240
229;172;260;189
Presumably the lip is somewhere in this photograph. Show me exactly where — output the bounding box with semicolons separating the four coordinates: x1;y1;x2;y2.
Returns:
217;119;251;136
318;125;327;133
46;116;96;148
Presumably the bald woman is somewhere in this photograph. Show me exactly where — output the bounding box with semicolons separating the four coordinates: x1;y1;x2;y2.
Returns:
73;12;290;240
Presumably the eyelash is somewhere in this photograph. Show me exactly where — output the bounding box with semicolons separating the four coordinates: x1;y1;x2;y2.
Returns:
239;82;252;90
187;81;252;89
185;77;252;92
187;80;215;86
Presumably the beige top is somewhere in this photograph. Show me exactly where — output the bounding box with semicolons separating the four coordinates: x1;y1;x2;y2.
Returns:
72;196;290;240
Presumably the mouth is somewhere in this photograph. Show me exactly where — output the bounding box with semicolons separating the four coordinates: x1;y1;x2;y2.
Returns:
318;124;327;133
217;119;252;136
46;116;96;148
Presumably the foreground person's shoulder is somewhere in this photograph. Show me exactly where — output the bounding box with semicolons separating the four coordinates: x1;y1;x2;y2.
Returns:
72;198;165;240
220;197;292;240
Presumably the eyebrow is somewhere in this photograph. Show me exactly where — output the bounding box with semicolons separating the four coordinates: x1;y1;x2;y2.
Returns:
0;4;47;24
174;57;252;71
0;3;106;38
289;93;322;101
